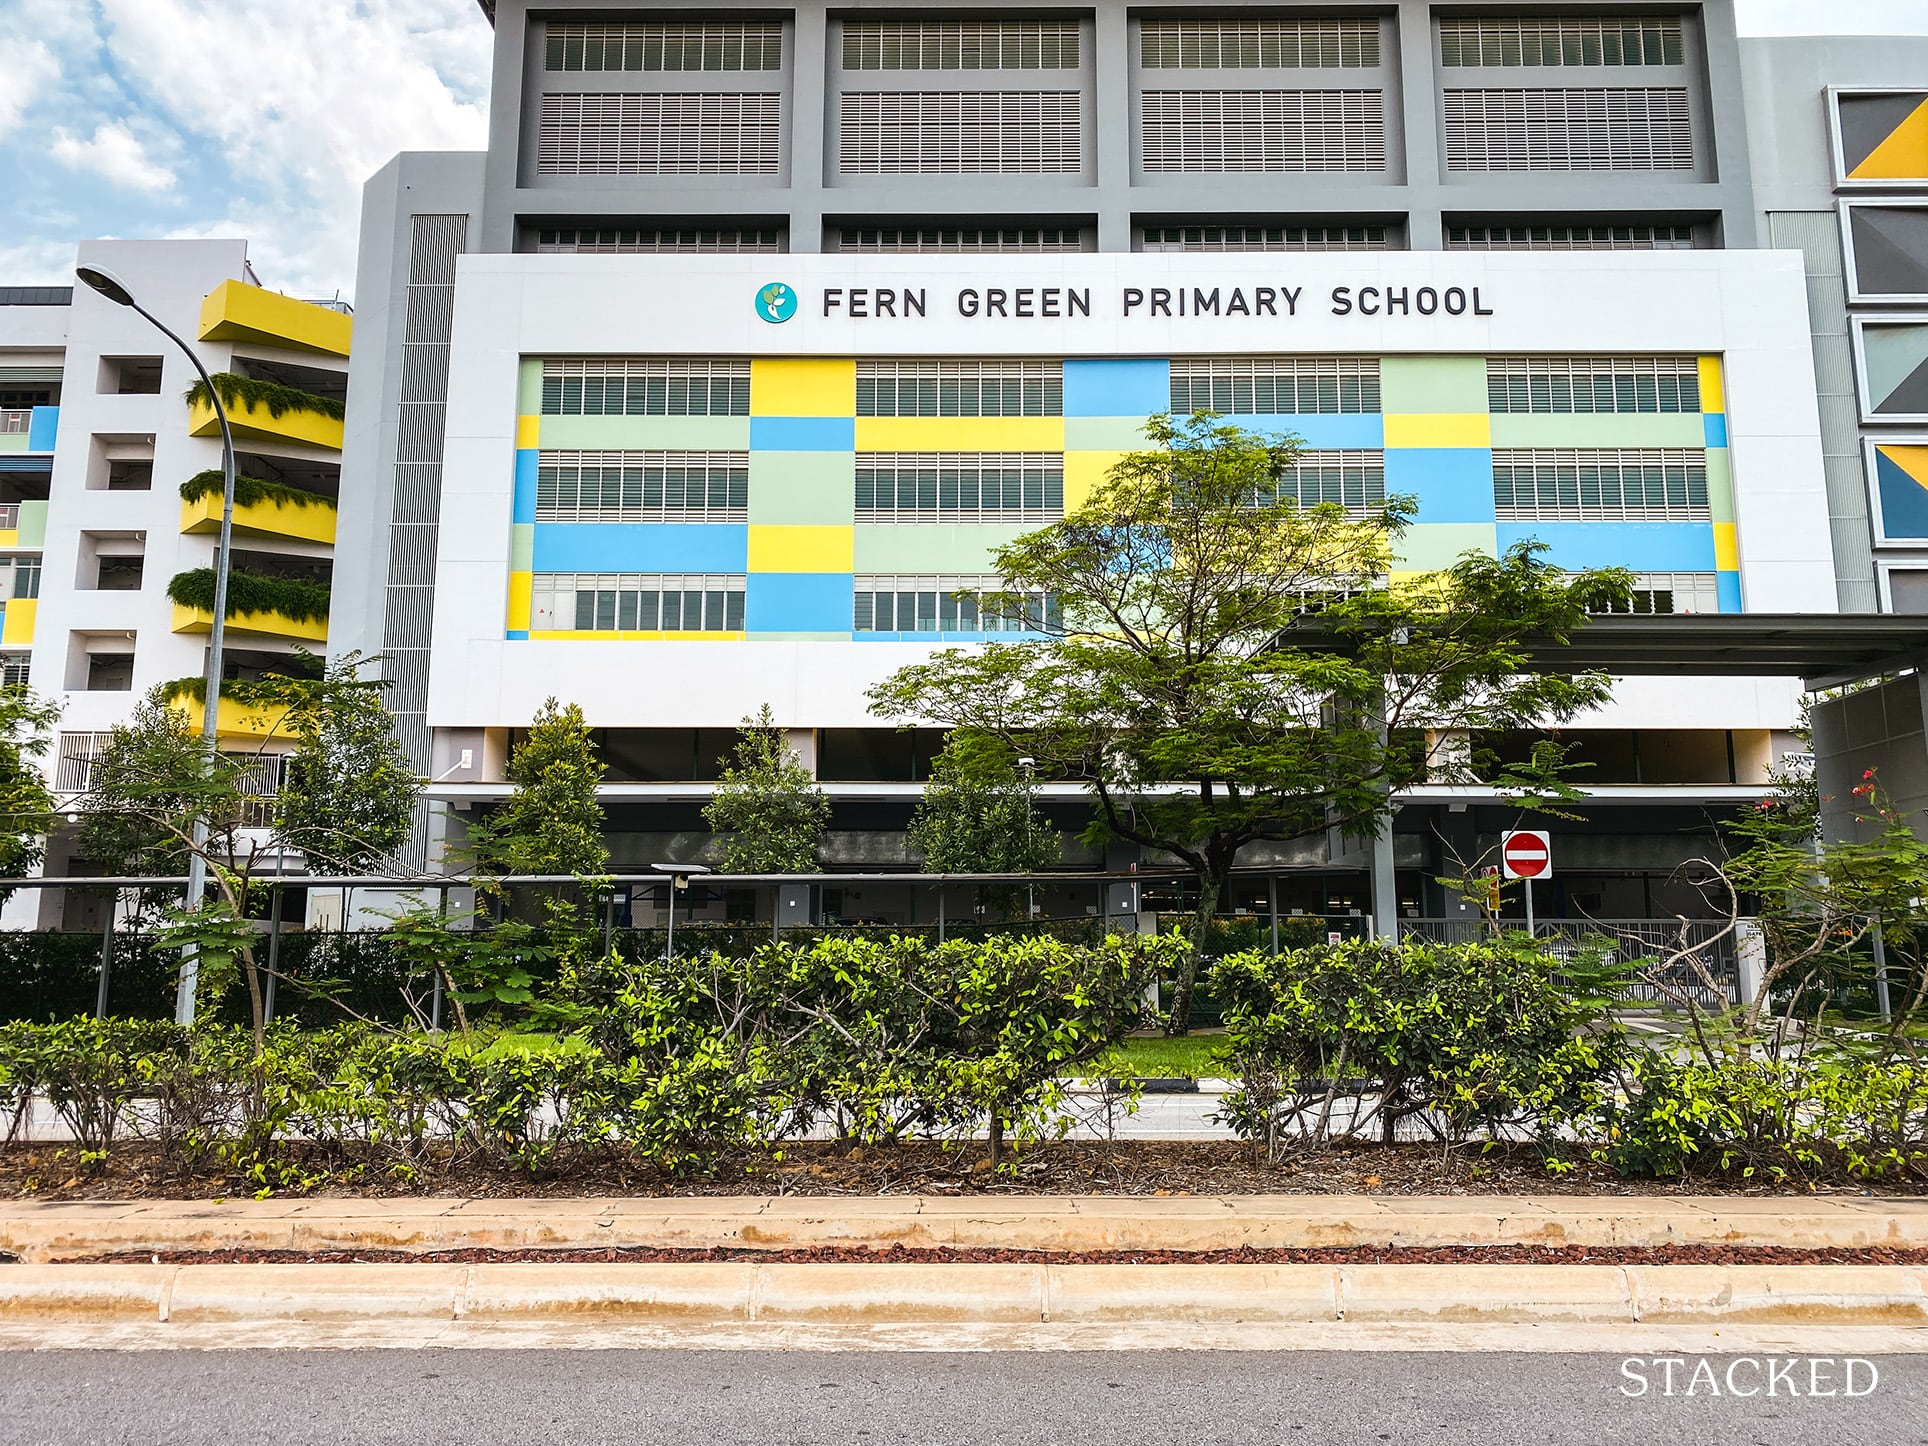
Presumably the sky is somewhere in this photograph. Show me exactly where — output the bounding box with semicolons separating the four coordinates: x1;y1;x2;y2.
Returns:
0;0;1925;303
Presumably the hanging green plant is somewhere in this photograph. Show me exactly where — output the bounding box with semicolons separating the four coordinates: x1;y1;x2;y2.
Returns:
166;568;332;625
179;469;333;510
183;372;345;423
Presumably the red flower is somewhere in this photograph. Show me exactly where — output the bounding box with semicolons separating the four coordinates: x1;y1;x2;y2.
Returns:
1864;769;1876;780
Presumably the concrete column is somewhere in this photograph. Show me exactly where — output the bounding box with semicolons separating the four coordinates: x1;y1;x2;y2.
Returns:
1370;814;1398;939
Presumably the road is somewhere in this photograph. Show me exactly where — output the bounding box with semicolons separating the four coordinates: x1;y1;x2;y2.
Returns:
1;1350;1921;1446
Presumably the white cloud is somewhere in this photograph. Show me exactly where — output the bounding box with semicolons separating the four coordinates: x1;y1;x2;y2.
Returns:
50;121;176;194
92;0;490;296
0;40;59;139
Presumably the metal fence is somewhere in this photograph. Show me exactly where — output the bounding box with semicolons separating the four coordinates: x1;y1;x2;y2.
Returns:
1400;917;1740;1007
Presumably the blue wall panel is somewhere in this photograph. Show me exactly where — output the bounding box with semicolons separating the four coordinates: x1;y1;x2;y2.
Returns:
749;416;857;451
747;572;855;632
531;523;749;573
1495;522;1718;572
1064;359;1170;418
1387;448;1494;522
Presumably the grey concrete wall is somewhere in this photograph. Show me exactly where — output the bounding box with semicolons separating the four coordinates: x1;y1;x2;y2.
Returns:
1813;674;1928;845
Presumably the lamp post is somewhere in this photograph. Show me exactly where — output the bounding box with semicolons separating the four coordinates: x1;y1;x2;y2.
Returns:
651;862;711;959
77;266;238;1027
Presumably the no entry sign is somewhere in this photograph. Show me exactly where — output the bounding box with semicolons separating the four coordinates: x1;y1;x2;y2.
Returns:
1500;830;1552;880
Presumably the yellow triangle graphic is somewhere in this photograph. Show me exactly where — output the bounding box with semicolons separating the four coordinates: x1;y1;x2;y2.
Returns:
1853;97;1928;180
1880;444;1928;488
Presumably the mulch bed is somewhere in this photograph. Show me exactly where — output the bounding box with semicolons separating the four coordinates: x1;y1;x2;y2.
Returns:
49;1244;1928;1267
5;1139;1922;1201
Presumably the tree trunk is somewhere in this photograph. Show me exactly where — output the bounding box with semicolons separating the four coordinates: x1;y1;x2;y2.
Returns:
986;1112;1005;1173
1165;870;1222;1037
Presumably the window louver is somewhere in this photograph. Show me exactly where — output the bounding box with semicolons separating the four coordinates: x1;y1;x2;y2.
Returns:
1492;448;1711;521
537;93;782;175
833;226;1088;252
1443;88;1693;171
539;360;751;417
856;361;1064;417
536;451;750;523
839;92;1082;174
1170;358;1383;415
1141;91;1385;172
1487;357;1702;414
1447;222;1695;250
1256;451;1387;514
855;452;1065;523
1142;224;1388;252
531;573;747;632
1438;17;1684;69
544;22;784;72
854;575;1058;634
1140;19;1380;69
535;228;782;254
842;22;1080;71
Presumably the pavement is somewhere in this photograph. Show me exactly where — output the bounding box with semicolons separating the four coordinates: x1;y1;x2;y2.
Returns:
0;1349;1922;1445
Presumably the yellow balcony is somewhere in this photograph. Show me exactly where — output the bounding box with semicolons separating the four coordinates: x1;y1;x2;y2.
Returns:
166;694;296;741
199;280;351;358
188;394;344;452
172;601;328;644
181;490;337;545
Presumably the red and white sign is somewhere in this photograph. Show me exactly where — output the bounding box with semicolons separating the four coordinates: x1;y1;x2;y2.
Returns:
1500;830;1552;880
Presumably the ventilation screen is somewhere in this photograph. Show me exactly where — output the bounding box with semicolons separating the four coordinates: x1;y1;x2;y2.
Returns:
832;226;1088;252
544;22;783;72
534;228;782;253
1141;90;1385;172
1446;222;1696;250
537;93;782;175
1438;17;1684;68
1142;224;1388;252
1443;89;1693;171
1139;19;1379;69
839;92;1082;173
842;22;1079;70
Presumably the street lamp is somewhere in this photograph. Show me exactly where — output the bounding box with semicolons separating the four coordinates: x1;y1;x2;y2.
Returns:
651;862;711;959
77;265;238;1027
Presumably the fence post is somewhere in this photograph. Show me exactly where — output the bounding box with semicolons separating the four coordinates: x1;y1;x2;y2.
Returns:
263;882;283;1025
1873;918;1892;1021
937;884;945;943
430;884;446;1033
602;887;615;959
94;890;114;1020
1735;918;1766;1008
1268;875;1280;955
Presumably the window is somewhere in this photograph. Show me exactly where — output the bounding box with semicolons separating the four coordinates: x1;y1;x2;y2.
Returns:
1258;451;1386;514
536;93;782;175
0;653;26;686
1492;449;1710;521
855;453;1064;523
1447;222;1696;250
530;573;746;633
842;21;1080;71
539;360;750;417
1487;357;1701;414
536;451;748;523
854;575;1059;634
1140;18;1380;69
534;228;781;253
1443;89;1693;171
857;360;1063;417
832;226;1088;252
4;556;40;600
1141;224;1388;252
1170;358;1382;415
1439;17;1685;69
1584;571;1719;615
839;92;1082;174
544;22;783;72
1140;90;1385;173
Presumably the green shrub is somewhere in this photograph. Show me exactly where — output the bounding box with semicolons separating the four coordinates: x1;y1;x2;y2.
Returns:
1210;934;1624;1162
0;1018;185;1163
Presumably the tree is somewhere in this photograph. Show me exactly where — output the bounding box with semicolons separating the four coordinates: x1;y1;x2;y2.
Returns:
276;652;418;871
869;413;1629;1033
0;686;60;903
908;738;1060;918
464;697;608;880
75;664;425;1048
703;704;828;872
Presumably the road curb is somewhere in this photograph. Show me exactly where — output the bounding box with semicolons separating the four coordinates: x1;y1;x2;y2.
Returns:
3;1262;1926;1330
6;1194;1928;1262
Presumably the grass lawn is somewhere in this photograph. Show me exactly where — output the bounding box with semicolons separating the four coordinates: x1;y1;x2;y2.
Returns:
1095;1033;1233;1080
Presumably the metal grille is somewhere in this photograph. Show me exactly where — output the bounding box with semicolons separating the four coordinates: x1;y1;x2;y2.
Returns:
1259;451;1387;515
1443;88;1693;171
537;93;782;175
1141;224;1388;252
1446;222;1695;250
842;21;1079;70
857;361;1063;417
1439;17;1684;68
536;451;749;523
1170;358;1382;415
530;573;746;632
1140;19;1380;69
854;575;1058;634
535;227;781;253
0;652;27;686
55;732;113;793
832;226;1088;252
544;21;783;72
0;412;28;434
1492;449;1710;521
1141;91;1385;172
839;93;1082;174
855;453;1064;523
1586;571;1720;615
1487;357;1701;414
539;360;750;416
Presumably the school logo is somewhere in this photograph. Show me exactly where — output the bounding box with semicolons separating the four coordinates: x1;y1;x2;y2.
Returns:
755;282;797;323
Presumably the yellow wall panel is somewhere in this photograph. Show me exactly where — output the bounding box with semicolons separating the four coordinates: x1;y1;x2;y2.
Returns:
516;415;541;449
0;599;34;644
1698;356;1726;415
1382;413;1491;449
854;416;1065;451
506;571;532;629
1713;522;1739;572
1064;451;1124;509
748;524;854;573
751;359;856;417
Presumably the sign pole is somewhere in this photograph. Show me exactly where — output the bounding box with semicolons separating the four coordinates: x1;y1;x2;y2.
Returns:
1524;876;1535;936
